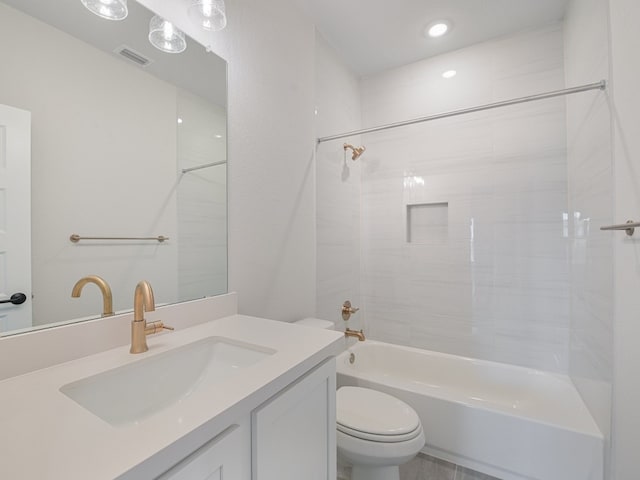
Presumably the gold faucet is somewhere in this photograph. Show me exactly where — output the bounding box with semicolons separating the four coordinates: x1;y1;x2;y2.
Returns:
71;275;114;317
130;280;173;354
345;328;365;341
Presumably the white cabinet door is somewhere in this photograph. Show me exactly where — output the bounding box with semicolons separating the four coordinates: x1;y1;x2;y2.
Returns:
158;421;250;480
252;358;337;480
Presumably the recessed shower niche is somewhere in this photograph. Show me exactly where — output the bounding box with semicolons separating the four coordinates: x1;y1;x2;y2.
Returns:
406;202;449;244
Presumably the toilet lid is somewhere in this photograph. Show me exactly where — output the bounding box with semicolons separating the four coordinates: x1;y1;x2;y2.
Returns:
336;386;421;437
337;422;422;443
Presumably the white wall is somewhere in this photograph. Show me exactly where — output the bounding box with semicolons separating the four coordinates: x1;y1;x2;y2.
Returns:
358;25;570;372
608;0;640;478
140;0;317;322
0;3;179;325
314;33;363;330
564;0;613;470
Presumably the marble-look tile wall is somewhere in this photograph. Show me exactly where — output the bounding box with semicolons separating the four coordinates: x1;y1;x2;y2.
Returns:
314;32;363;329
177;89;228;301
564;0;613;462
359;25;570;372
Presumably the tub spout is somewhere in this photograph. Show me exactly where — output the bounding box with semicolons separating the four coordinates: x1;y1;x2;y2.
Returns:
345;328;365;341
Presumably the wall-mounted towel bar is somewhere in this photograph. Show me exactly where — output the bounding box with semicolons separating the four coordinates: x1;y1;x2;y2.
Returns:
70;234;169;243
600;220;640;236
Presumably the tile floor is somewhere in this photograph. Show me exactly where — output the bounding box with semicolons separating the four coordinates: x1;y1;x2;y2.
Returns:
400;454;501;480
338;453;501;480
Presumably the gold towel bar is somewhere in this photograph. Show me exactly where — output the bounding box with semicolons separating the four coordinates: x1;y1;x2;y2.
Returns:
600;220;640;237
70;234;169;243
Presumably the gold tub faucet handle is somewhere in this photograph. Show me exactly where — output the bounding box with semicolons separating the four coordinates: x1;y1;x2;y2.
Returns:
342;300;360;321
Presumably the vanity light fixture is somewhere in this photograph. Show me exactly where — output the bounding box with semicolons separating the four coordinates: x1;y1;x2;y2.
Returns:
83;0;227;54
426;21;451;38
81;0;128;21
442;70;457;79
149;15;187;54
189;0;227;32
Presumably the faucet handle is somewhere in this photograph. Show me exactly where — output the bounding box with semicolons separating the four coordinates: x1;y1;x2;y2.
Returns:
342;300;360;321
145;320;175;335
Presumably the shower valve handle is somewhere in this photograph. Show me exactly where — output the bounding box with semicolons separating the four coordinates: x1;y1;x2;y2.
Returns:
342;300;360;321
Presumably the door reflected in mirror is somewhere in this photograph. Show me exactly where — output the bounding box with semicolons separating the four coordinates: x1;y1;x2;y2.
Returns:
0;0;227;335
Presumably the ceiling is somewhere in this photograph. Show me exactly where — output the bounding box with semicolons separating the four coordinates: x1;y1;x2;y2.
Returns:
2;0;227;106
294;0;570;77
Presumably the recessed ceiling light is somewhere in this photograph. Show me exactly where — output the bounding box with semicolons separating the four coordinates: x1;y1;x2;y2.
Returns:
426;21;451;38
177;118;183;124
442;70;457;79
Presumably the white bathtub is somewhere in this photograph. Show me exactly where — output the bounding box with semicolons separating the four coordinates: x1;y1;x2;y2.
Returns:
336;341;603;480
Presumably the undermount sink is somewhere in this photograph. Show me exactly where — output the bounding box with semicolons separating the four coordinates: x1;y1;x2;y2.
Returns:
60;336;275;426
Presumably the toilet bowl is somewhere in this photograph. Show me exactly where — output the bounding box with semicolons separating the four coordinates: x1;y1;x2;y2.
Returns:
336;386;425;480
292;319;425;480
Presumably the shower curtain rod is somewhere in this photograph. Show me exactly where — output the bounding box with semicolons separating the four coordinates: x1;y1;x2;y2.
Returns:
316;80;607;144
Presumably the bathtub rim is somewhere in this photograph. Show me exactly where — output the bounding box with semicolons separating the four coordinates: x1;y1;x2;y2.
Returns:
336;339;603;439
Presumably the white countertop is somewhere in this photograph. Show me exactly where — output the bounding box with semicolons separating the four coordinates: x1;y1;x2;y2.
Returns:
0;315;343;479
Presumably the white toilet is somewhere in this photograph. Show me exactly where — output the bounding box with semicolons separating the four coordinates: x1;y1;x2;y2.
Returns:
336;386;425;480
294;318;425;480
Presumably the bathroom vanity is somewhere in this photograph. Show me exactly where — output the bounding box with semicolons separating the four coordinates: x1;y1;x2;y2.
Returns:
0;314;342;479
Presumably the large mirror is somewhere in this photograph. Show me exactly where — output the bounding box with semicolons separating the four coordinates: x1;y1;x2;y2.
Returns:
0;0;227;335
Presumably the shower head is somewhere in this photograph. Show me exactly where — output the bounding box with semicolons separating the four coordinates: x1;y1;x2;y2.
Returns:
344;143;366;161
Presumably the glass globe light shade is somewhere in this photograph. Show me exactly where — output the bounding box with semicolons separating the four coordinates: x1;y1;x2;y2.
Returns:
188;0;227;32
148;15;187;54
80;0;128;21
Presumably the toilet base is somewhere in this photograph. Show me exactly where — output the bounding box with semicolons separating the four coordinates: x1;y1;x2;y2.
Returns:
351;465;399;480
